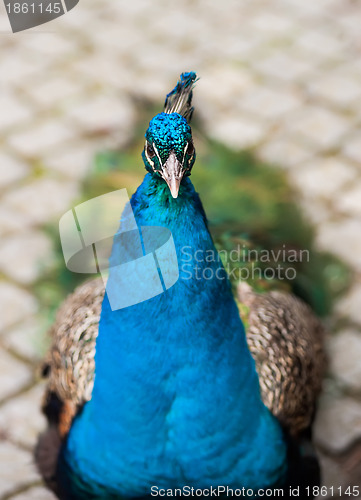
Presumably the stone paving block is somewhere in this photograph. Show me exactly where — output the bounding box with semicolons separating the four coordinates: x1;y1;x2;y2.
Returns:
3;317;49;362
0;282;38;333
0;7;12;30
336;184;361;216
317;452;349;489
0;153;28;190
0;52;44;85
0;91;32;132
0;441;40;497
298;198;331;226
314;392;361;454
336;283;361;326
100;0;151;19
23;33;75;57
91;18;150;56
12;486;57;500
238;85;301;120
338;58;361;80
55;4;96;30
337;12;361;43
25;75;84;108
145;7;208;46
294;29;347;59
0;205;29;238
43;142;95;180
285;106;351;150
328;329;361;392
2;178;78;226
315;219;361;271
251;50;316;82
207;115;267;150
68;55;130;90
221;36;263;60
257;135;314;168
8;120;76;158
307;73;361;109
0;231;53;285
288;157;357;201
343;131;361;164
246;11;295;35
277;0;339;17
198;66;255;110
0;348;32;401
0;383;46;448
67;94;135;137
132;45;198;78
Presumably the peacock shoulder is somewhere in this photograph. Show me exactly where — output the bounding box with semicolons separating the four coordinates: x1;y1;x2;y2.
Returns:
43;278;104;414
237;282;326;436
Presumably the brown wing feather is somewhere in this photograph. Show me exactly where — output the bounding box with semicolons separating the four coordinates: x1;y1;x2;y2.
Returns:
36;278;104;488
45;277;104;408
237;282;326;437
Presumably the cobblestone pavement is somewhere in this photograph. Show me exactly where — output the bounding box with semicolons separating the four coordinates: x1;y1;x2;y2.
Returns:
0;0;361;497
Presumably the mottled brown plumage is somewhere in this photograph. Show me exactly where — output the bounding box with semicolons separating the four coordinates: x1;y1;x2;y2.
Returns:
43;278;104;410
237;282;326;437
36;279;104;488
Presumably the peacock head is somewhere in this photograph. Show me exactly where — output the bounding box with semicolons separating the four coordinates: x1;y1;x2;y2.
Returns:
142;113;195;198
141;72;198;199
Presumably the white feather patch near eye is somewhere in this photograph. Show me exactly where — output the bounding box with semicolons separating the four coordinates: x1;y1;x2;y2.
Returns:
153;143;162;167
144;141;157;171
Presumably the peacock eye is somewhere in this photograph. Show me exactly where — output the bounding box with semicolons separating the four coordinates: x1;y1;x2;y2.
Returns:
187;141;194;156
146;142;156;159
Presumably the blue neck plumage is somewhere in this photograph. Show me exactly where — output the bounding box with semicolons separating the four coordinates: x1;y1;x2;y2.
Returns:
62;174;287;498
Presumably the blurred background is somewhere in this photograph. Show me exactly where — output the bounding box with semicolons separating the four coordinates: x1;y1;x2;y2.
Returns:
0;0;361;498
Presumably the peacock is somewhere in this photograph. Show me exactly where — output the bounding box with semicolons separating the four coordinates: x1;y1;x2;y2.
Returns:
36;72;326;499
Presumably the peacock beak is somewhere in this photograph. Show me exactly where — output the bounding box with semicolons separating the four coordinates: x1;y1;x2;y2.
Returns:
161;151;184;199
